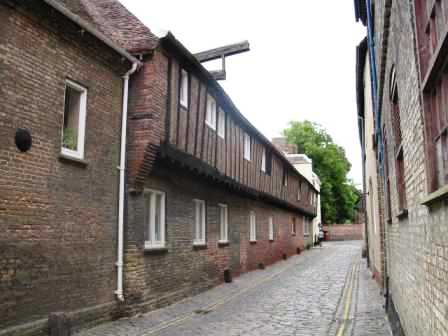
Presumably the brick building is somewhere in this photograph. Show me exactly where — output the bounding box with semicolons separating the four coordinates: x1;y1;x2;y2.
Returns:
1;0;318;334
355;0;448;335
0;0;138;334
58;0;318;318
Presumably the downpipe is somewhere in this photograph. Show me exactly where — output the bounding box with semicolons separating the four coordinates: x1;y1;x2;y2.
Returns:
116;62;139;301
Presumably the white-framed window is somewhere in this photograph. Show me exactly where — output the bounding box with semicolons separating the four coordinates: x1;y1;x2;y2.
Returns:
217;108;225;138
261;148;266;172
291;217;297;235
206;95;216;129
304;218;310;235
249;211;256;242
298;183;302;201
283;171;288;187
244;133;251;161
61;80;88;159
219;204;228;243
268;216;274;241
180;69;189;108
194;199;206;245
144;189;166;249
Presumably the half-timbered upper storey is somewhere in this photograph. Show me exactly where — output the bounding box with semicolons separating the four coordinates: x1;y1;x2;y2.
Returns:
157;34;318;217
58;0;318;217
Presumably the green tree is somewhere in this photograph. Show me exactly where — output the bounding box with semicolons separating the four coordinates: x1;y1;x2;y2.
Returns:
284;121;359;224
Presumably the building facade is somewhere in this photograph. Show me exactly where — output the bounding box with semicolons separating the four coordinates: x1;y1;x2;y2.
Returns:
285;154;322;244
0;0;318;334
0;0;137;334
356;37;386;288
355;0;448;335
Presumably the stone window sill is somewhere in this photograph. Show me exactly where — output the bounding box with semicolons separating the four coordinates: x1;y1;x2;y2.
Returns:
396;209;409;221
269;239;274;242
249;240;257;244
193;242;207;250
218;240;229;247
58;153;88;167
421;185;448;207
144;246;168;254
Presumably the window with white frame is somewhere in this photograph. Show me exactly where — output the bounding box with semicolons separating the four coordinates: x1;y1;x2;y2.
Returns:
291;217;297;235
219;204;228;242
304;218;310;235
268;216;274;241
206;95;216;129
144;189;166;249
62;80;87;159
244;133;251;161
194;199;206;245
217;108;225;138
283;170;288;187
298;183;302;201
249;211;256;241
261;148;266;172
180;69;189;108
193;199;206;245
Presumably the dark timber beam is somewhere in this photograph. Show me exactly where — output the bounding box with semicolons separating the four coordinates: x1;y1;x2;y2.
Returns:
194;41;250;63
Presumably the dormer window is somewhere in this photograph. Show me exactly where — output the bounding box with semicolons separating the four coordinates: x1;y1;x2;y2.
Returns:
180;69;189;108
244;133;251;161
217;108;225;138
206;95;216;129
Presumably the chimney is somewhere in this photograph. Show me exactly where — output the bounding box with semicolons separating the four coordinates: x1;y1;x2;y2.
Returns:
271;137;297;155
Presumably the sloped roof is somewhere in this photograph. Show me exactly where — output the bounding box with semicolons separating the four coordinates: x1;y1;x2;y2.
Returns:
42;0;138;63
57;0;159;53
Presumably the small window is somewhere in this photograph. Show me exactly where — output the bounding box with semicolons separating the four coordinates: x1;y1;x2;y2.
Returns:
265;151;272;175
144;189;166;249
206;95;216;129
261;148;266;172
268;216;274;240
291;217;296;235
219;204;228;243
249;211;256;242
298;183;302;201
244;133;251;161
283;169;288;187
194;199;206;245
304;218;310;235
180;69;189;108
62;80;87;159
217;108;225;138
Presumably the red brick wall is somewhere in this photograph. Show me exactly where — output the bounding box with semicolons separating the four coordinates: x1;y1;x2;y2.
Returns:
0;2;128;331
322;224;365;241
123;162;306;315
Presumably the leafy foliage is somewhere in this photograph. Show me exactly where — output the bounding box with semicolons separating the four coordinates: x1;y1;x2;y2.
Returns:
63;127;77;150
284;121;359;224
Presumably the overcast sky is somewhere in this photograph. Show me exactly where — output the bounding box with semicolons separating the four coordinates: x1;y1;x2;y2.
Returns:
121;0;366;187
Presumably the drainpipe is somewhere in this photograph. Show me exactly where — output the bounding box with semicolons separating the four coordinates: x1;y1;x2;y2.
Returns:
116;62;139;301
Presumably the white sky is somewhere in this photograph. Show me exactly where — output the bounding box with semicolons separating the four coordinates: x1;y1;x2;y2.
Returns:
121;0;366;187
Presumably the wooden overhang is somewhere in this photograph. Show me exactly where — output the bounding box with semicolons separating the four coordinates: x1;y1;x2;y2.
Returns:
160;142;317;218
158;32;319;195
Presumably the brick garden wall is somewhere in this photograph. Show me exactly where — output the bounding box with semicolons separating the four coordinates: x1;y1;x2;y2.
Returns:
0;2;129;333
123;162;308;315
323;224;364;241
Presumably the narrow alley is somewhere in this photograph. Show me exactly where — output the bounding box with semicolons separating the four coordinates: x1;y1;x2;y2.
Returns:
75;242;391;336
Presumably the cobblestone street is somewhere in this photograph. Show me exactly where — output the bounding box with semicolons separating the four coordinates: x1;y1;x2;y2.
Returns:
76;242;391;336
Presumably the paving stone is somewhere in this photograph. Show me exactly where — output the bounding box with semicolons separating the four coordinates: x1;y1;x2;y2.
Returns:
75;241;392;336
